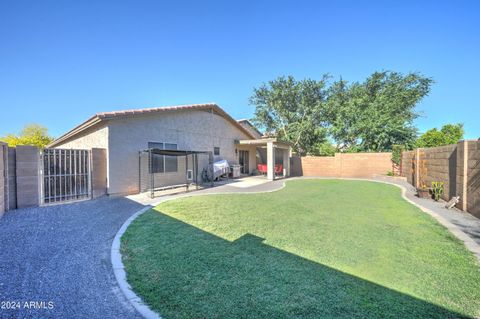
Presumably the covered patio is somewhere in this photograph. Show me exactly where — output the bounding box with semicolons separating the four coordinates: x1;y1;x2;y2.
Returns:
235;138;292;180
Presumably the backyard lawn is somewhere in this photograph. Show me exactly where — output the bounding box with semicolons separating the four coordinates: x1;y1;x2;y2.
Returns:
121;179;480;319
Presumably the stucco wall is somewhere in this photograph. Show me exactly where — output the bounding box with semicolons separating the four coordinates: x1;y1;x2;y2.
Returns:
54;124;109;150
108;109;252;195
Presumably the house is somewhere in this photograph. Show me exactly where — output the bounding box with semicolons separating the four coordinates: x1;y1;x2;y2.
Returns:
49;103;292;196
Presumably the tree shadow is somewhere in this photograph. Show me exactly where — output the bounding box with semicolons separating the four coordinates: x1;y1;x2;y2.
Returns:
123;211;473;319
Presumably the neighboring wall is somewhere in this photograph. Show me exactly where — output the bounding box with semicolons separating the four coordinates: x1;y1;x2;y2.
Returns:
401;140;480;217
15;146;40;208
0;143;6;216
467;141;480;216
108;109;253;195
8;147;16;210
291;152;392;178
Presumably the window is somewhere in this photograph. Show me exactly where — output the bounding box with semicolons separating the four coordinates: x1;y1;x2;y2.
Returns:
214;147;220;156
148;142;178;173
164;143;178;173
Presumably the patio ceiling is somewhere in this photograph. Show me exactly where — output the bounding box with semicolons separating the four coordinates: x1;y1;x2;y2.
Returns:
236;138;292;149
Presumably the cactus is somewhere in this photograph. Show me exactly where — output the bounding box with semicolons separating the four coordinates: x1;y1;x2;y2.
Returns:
431;182;444;201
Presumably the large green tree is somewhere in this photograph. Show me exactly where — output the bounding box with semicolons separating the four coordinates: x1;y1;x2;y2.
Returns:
415;123;464;148
326;71;433;151
251;71;433;154
250;75;330;155
0;124;54;148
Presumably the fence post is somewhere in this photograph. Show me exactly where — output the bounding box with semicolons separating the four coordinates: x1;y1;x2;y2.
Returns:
456;140;469;211
415;148;420;188
16;145;40;208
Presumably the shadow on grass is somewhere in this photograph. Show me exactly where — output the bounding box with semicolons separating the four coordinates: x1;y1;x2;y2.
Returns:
123;211;473;319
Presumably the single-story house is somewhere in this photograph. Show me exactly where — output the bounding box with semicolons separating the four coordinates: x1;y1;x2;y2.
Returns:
49;103;292;196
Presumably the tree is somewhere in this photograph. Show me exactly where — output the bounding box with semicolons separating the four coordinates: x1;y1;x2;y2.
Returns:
0;124;54;148
326;71;433;152
250;71;433;155
415;123;464;148
250;75;330;155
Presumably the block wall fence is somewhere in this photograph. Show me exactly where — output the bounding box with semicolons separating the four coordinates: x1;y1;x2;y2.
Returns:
401;140;480;218
291;152;393;178
0;146;107;216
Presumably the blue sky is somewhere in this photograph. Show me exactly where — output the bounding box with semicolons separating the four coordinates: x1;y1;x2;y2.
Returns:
1;0;479;139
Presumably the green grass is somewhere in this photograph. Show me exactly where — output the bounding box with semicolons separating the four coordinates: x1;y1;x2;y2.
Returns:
121;179;480;318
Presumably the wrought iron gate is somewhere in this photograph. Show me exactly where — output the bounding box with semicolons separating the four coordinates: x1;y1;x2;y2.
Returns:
40;149;91;204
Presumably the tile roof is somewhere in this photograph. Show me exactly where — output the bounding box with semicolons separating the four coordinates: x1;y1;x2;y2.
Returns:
48;103;255;147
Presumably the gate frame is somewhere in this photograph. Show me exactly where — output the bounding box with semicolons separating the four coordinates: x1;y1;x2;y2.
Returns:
39;148;93;206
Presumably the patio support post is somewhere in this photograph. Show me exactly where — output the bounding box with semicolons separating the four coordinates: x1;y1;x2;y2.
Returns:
185;152;189;192
283;147;291;177
267;142;275;180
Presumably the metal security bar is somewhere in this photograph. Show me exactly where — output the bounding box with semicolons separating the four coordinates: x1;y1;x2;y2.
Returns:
40;149;91;205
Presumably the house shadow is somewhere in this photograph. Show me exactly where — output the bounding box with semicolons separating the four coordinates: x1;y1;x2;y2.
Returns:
126;211;473;319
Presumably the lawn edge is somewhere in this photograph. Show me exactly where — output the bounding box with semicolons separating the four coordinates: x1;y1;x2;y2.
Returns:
112;177;480;319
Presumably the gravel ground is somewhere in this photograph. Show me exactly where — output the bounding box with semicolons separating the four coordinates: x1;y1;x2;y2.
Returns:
0;197;145;319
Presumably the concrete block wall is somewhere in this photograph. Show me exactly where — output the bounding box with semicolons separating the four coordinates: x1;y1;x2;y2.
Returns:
0;143;6;216
467;141;480;216
15;146;40;208
401;140;480;217
8;147;16;210
291;152;392;178
401;151;415;185
423;144;457;201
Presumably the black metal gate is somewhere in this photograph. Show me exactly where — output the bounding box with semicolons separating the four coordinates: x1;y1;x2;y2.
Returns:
40;148;91;204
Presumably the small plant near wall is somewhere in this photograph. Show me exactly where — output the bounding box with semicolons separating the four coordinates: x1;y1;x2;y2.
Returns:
417;182;431;199
432;182;444;201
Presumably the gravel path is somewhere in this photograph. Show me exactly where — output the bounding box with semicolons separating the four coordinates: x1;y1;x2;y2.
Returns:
0;197;145;319
373;175;480;247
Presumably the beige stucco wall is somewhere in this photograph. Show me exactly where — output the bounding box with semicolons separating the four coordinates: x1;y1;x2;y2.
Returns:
108;109;253;195
52;124;110;188
54;124;109;150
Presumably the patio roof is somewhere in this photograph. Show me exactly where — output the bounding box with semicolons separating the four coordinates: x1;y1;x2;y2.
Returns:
235;138;292;148
141;148;212;156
